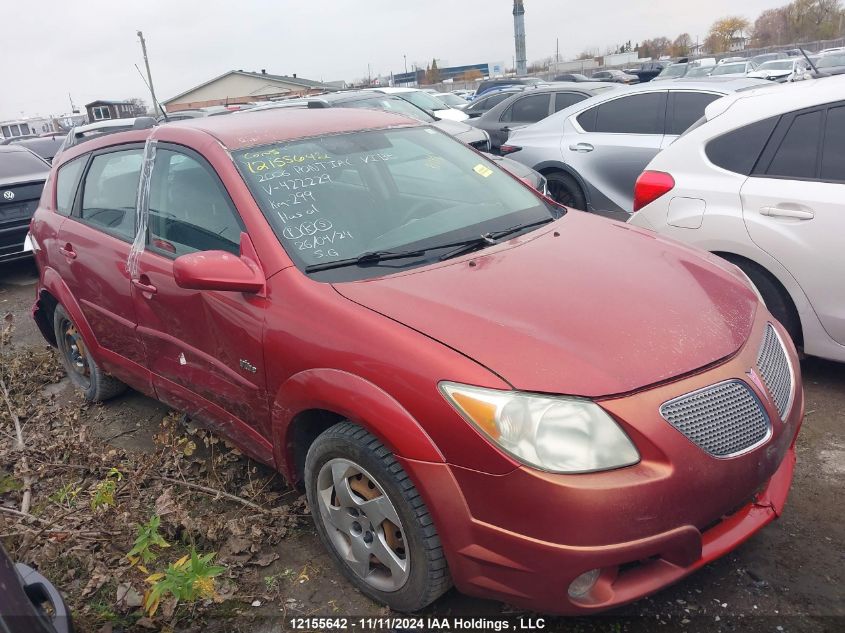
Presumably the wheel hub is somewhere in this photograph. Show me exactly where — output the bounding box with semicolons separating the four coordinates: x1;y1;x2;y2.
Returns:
62;322;90;378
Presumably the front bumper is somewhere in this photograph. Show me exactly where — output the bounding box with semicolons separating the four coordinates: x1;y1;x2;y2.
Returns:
401;317;803;615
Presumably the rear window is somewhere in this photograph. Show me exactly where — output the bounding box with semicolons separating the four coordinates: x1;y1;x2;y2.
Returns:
705;117;779;175
765;110;823;179
554;92;587;112
0;149;48;180
578;92;665;134
817;54;845;68
821;105;845;182
711;63;746;75
667;92;721;135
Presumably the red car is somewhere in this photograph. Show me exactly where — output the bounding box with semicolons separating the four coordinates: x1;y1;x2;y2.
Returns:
28;109;803;615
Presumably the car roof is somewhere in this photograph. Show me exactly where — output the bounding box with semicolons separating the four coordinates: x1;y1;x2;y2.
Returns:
163;107;421;150
705;74;845;122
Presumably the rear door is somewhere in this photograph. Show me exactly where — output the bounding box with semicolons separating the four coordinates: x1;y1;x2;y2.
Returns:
56;145;150;388
565;90;667;212
740;102;845;345
131;145;270;444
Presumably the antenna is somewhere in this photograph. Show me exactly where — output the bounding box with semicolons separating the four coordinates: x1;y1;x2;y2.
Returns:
136;30;165;119
135;64;168;122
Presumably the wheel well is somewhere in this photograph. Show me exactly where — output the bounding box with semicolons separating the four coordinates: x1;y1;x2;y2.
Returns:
713;251;803;347
288;409;345;486
34;289;59;346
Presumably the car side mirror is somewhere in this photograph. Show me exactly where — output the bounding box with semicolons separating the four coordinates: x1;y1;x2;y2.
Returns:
173;248;265;293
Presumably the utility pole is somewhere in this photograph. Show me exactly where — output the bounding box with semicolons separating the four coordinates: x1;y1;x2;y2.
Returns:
404;54;408;74
137;31;161;117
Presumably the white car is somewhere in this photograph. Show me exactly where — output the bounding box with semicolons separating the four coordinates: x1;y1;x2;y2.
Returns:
747;58;813;82
709;60;758;78
628;76;845;363
365;87;469;122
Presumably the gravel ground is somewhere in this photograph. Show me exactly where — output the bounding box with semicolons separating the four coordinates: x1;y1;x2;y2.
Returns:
1;259;842;633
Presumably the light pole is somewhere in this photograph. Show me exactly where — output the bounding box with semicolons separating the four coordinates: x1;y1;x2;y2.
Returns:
404;54;408;74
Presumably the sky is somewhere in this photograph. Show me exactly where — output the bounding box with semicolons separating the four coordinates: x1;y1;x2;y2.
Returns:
0;0;786;121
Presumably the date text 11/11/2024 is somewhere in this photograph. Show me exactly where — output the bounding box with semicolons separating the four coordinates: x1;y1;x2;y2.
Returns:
287;616;548;631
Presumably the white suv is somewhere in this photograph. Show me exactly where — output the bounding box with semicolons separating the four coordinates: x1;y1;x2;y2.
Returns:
628;76;845;363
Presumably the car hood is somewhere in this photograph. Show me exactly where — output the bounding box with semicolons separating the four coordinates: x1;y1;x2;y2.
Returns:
432;119;488;146
333;212;758;397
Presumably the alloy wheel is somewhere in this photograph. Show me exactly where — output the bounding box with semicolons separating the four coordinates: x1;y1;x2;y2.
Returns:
315;458;409;592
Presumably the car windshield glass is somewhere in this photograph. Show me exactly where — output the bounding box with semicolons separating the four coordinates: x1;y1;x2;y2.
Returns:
712;63;746;75
660;64;687;78
760;60;794;70
233;127;557;281
0;150;48;178
400;90;450;112
343;97;435;123
817;54;845;67
436;93;467;107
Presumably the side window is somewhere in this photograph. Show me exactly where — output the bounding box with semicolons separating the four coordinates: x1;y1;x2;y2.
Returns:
765;110;823;180
706;117;778;175
80;149;143;240
668;92;721;135
821;105;844;182
580;92;666;134
508;94;551;123
55;156;86;217
147;149;244;257
554;92;586;113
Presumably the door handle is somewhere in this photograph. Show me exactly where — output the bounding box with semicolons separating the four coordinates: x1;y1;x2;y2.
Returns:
132;278;157;295
760;206;814;220
569;142;594;153
58;244;76;260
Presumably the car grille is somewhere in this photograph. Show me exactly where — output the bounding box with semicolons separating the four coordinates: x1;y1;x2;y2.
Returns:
756;323;792;419
660;380;771;458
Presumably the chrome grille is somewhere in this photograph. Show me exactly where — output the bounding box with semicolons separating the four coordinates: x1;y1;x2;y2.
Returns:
660;380;771;457
756;323;792;419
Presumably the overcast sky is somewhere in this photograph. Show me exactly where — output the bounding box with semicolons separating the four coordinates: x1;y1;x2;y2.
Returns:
1;0;785;121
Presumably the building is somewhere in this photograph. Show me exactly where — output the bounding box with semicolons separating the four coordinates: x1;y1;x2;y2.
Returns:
162;70;329;112
0;116;60;139
85;100;146;122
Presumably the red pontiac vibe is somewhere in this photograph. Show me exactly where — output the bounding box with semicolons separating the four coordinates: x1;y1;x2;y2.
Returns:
28;108;803;615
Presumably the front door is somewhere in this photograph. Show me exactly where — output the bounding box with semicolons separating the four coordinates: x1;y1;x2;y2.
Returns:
56;145;150;391
130;145;271;451
741;102;845;345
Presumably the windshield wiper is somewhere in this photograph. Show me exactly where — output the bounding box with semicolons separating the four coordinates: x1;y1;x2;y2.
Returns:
305;248;428;273
437;218;555;262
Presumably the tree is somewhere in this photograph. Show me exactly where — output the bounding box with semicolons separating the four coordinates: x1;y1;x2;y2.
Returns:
671;33;692;57
706;15;750;52
638;36;671;59
127;97;149;116
460;69;482;82
424;58;441;85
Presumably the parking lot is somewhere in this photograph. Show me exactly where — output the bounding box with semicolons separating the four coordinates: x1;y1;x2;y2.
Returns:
2;259;842;633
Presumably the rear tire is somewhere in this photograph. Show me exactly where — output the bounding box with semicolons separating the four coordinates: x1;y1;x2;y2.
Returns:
53;305;126;402
729;259;803;346
545;171;587;210
305;422;451;612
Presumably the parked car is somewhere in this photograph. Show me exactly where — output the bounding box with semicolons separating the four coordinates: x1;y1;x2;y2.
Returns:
462;86;524;118
815;52;845;76
0;134;39;145
684;65;714;78
365;87;469;121
590;69;639;84
629;75;845;363
553;73;593;82
0;544;73;633
30;107;802;615
158;109;209;122
625;61;667;83
751;52;786;65
469;83;619;150
502;79;770;215
747;58;813;82
450;89;475;100
474;77;544;97
56;117;157;160
710;60;759;77
0;145;50;262
432;92;471;109
244;91;491;152
8;136;65;162
652;61;689;81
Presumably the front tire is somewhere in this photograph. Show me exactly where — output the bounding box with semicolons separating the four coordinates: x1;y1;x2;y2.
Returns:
53;305;127;402
304;423;451;612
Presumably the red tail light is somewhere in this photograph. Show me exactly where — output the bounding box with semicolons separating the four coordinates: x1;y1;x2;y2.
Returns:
633;170;675;212
499;144;522;156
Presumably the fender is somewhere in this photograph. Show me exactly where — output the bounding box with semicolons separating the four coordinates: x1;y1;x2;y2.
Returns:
272;368;445;480
530;160;599;210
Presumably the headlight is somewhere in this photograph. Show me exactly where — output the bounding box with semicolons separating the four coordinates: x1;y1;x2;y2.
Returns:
439;382;639;474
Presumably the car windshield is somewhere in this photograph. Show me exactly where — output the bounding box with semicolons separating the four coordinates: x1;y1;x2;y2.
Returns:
760;60;794;70
712;63;746;75
660;64;687;78
342;97;435;123
435;93;468;107
398;90;450;112
686;67;712;76
817;54;845;68
0;150;48;179
233;126;557;281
